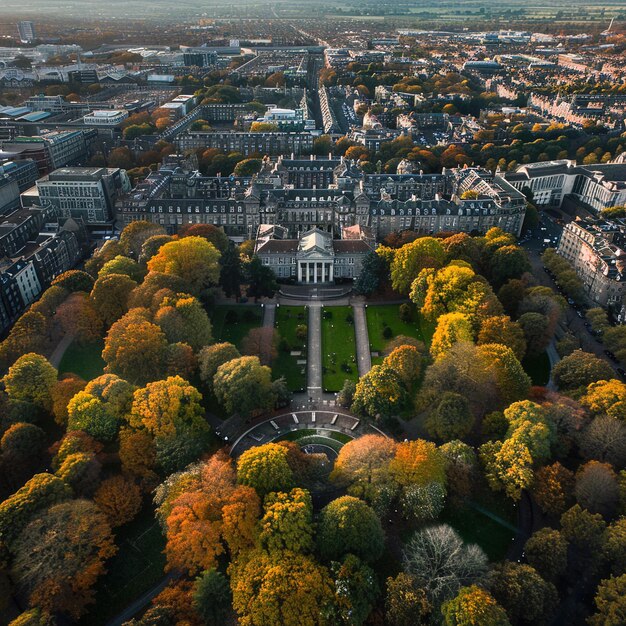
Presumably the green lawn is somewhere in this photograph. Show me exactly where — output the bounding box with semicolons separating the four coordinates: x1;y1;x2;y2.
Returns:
210;305;262;349
58;339;105;380
322;306;358;392
274;305;307;392
366;304;434;365
442;490;517;561
79;507;166;626
522;351;551;386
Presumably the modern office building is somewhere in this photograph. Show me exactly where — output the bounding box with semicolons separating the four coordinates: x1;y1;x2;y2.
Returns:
17;21;35;44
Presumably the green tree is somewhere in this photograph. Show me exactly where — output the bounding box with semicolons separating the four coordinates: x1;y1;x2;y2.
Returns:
67;391;119;442
553;350;615;392
245;256;278;301
213;356;274;417
237;442;294;497
524;528;568;581
331;554;380;626
120;221;166;259
351;364;406;419
51;269;95;293
154;293;213;351
99;255;144;282
426;391;473;442
219;241;242;298
589;574;626;626
193;569;232;626
318;496;385;563
489;245;530;285
354;251;387;295
391;237;446;294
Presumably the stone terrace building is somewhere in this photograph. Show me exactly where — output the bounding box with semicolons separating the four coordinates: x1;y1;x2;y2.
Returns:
557;218;626;308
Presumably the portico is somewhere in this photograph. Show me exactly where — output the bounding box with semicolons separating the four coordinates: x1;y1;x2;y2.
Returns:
297;260;334;283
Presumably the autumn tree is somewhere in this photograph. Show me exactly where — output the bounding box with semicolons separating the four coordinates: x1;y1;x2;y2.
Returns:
51;269;95;293
55;293;103;345
532;462;575;516
102;309;168;385
154;293;213;351
119;427;158;487
390;237;446;294
604;517;626;576
241;326;279;366
148;236;221;295
588;574;626;626
581;379;626;421
351;364;406;419
0;422;45;487
11;499;116;618
480;438;533;500
236;442;294;497
441;585;510;626
330;434;397;501
385;573;431;626
390;439;446;488
478;315;526;361
119;221;166;259
575;460;620;517
402;524;488;606
180;223;229;253
213;356;274;417
140;234;173;265
579;415;626;468
259;487;314;554
230;549;334;626
383;345;422;388
94;475;142;526
317;495;385;563
67;391;119;442
3;353;57;411
552;350;614;391
90;273;137;327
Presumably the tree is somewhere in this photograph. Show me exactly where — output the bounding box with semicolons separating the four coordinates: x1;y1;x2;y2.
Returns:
487;562;557;626
390;439;446;488
233;158;262;176
55;293;103;344
426;392;473;442
94;475;142;526
336;379;356;408
440;441;477;506
518;312;550;358
354;251;387;295
3;353;57;411
120;221;167;259
102;310;168;384
163;453;260;574
560;504;607;573
90;273;137;327
148;236;221;295
478;316;526;361
575;460;619;517
0;422;45;485
219;241;242;297
402;525;488;606
154;293;213;351
442;585;510;626
579;415;626;468
401;481;446;523
552;350;614;391
589;574;626;626
55;451;101;496
119;427;158;486
532;462;574;516
489;245;531;285
351;364;406;419
480;438;533;500
386;573;431;626
259;487;313;554
317;496;384;563
230;550;334;626
213;356;274;417
193;569;232;626
180;223;230;254
524;528;568;581
245;256;278;301
236;442;294;497
11;500;116;618
479;344;531;406
52;269;95;293
604;518;626;576
67;391;119;442
581;379;626;421
331;554;379;626
330;434;396;500
430;313;474;360
241;326;279;366
140;234;173;264
198;342;241;389
391;237;445;294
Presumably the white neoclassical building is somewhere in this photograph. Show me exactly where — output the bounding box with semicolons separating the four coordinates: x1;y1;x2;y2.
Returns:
255;227;371;284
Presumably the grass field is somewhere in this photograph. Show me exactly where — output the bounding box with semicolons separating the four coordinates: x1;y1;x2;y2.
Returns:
274;305;307;392
210;305;262;349
442;490;517;562
58;339;105;380
366;304;434;365
522;351;551;386
79;507;166;626
322;306;358;392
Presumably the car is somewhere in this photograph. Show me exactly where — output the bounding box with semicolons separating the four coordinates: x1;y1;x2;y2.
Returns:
567;297;575;305
605;350;619;362
576;310;584;318
617;368;626;380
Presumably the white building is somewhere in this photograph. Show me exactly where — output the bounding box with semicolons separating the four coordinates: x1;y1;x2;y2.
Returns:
83;110;128;126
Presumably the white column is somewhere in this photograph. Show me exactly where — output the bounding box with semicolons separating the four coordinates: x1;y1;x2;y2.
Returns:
298;262;302;283
329;262;334;282
306;262;310;283
314;262;318;283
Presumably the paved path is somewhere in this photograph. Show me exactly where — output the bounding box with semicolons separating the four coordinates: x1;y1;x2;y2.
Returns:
263;303;276;328
352;303;372;377
546;340;561;390
49;332;74;369
307;304;323;404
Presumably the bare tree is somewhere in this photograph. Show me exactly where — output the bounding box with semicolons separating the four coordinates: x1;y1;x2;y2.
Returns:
579;415;626;468
402;524;488;606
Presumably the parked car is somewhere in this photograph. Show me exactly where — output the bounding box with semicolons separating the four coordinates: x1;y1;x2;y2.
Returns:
605;350;619;363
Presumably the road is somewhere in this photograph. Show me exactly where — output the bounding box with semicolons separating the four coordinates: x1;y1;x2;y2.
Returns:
521;216;619;370
352;303;372;377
